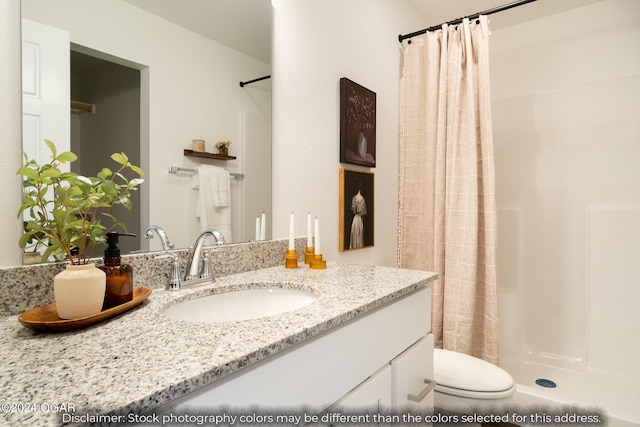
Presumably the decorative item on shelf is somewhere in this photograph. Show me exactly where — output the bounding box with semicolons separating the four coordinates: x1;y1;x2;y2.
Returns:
18;287;152;332
309;217;326;270
192;139;205;152
215;140;232;157
17;139;144;320
284;211;298;269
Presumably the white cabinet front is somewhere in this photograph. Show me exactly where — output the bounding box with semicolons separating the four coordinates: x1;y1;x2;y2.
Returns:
392;334;435;411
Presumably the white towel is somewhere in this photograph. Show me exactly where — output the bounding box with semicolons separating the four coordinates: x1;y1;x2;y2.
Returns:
191;165;232;242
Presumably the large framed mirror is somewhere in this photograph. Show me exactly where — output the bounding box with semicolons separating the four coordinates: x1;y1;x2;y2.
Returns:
19;0;272;261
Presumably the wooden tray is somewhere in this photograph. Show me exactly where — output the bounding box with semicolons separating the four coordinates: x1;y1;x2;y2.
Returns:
18;287;152;333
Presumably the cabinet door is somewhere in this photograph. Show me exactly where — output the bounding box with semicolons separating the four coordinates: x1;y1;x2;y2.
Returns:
391;334;435;411
334;364;392;409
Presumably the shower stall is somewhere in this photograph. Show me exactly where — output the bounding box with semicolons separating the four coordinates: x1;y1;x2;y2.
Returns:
491;0;640;425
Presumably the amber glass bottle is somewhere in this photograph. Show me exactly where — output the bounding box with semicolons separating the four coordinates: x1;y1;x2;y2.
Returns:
99;232;133;308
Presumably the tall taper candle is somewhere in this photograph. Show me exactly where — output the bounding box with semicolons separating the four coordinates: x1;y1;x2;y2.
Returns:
288;211;295;250
314;217;321;254
260;211;266;240
255;215;260;241
307;212;313;247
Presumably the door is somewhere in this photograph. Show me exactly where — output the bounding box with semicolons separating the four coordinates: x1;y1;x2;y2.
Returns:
22;18;70;165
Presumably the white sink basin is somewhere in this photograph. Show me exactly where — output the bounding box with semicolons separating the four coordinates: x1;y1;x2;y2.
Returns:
164;286;318;323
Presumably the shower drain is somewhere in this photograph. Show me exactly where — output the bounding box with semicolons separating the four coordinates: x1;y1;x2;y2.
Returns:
535;378;557;388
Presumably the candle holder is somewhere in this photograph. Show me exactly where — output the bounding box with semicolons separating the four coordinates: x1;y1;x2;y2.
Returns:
309;253;326;270
304;246;315;264
284;249;298;269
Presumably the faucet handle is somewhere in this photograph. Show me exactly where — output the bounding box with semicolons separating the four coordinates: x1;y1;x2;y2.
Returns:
154;253;181;291
200;250;215;282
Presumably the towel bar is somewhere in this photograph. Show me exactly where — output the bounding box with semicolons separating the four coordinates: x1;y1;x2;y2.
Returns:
168;166;244;180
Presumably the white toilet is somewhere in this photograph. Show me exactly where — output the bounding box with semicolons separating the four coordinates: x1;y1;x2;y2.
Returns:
433;348;516;411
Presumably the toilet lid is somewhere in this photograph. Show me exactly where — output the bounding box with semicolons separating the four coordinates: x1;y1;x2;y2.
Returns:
434;349;514;393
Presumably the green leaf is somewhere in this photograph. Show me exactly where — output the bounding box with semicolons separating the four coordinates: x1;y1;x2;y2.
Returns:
111;152;128;165
40;168;62;179
100;168;112;179
60;172;77;180
119;196;132;210
130;165;144;177
17;166;38;180
129;178;144;187
42;245;58;263
56;151;77;163
101;180;118;197
66;185;83;197
75;175;93;186
19;231;36;249
44;139;57;158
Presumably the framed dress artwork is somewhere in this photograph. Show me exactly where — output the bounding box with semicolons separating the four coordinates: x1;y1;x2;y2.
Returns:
339;168;374;251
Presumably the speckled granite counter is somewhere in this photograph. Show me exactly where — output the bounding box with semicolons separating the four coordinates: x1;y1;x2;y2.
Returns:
0;262;435;426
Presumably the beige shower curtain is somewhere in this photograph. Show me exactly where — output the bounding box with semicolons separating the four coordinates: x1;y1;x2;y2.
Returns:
398;16;499;364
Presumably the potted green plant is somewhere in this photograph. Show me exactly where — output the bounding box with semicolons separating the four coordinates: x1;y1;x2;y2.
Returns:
17;140;144;319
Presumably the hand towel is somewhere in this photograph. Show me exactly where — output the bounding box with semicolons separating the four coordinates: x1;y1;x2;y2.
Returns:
191;165;232;242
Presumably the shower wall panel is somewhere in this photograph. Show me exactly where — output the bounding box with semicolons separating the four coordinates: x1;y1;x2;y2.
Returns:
491;0;640;370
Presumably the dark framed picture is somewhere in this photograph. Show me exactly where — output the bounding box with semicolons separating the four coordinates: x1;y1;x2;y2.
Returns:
339;168;374;251
340;77;376;167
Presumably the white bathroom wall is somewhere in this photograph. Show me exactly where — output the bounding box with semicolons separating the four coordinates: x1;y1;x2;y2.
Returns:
589;207;640;378
21;0;271;249
0;0;23;266
492;0;640;374
271;0;423;266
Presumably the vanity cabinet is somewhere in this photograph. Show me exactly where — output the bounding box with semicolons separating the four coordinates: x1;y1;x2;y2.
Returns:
334;334;434;411
148;286;433;419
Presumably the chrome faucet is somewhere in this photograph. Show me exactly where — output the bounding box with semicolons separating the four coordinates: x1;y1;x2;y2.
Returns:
184;229;226;282
154;253;181;291
144;225;175;250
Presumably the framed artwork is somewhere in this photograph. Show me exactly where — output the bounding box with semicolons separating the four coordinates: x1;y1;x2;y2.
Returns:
340;78;376;167
339;168;374;251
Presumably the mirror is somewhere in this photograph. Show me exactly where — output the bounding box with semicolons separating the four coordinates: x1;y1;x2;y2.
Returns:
20;0;272;260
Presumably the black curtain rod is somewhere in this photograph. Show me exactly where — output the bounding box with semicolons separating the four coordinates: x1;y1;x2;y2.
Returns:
398;0;538;43
239;75;271;87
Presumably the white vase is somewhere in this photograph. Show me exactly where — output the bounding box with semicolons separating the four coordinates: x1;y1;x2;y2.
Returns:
356;131;368;158
54;263;106;319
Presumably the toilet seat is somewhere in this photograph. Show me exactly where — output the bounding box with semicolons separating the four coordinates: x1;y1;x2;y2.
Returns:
434;349;515;399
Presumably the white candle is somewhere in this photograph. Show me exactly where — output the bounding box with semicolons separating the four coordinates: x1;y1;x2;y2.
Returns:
314;217;321;254
255;215;260;241
260;211;266;241
288;211;295;250
307;212;313;247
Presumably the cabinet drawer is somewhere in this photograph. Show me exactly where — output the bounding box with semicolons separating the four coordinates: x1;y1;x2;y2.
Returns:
391;334;435;411
333;364;392;409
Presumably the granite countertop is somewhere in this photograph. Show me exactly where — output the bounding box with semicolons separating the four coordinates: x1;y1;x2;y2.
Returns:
0;263;435;426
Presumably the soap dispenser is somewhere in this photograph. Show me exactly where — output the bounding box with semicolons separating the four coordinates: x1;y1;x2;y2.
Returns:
99;232;134;308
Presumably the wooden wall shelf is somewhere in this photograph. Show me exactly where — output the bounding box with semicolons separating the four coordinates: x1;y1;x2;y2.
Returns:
183;149;236;161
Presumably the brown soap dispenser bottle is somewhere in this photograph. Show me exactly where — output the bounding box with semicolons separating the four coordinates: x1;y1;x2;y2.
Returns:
99;232;134;308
